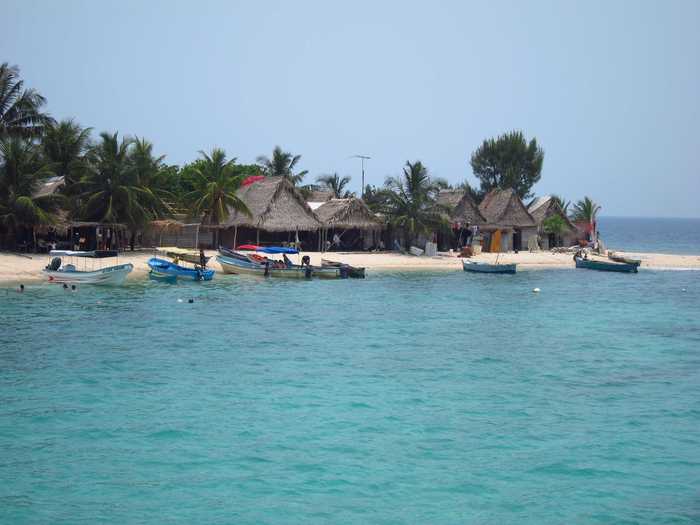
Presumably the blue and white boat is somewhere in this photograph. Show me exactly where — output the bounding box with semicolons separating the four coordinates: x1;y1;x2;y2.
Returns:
43;250;133;285
147;257;214;281
462;259;517;274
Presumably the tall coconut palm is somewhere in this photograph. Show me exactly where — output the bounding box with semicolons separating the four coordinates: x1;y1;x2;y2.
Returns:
41;119;92;186
0;63;53;140
256;145;308;185
0;138;61;248
77;132;163;248
130;137;171;218
572;196;601;224
184;148;251;227
316;173;352;198
383;160;445;247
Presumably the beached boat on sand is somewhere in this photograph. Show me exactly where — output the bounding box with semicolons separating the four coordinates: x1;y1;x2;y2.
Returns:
607;252;642;267
217;246;351;279
321;258;366;278
147;257;214;281
43;250;133;285
574;255;638;273
462;259;517;274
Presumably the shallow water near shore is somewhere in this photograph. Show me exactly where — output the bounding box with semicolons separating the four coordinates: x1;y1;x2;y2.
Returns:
1;270;699;523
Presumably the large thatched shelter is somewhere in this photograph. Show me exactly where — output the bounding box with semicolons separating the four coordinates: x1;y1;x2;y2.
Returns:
478;188;537;252
314;198;384;251
528;196;578;249
219;176;322;249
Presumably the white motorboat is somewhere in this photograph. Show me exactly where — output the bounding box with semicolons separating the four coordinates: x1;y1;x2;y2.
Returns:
43;250;133;286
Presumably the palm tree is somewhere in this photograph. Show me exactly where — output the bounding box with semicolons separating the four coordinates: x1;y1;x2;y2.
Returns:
0;63;53;140
0;138;61;248
550;194;570;215
256;145;308;185
383;160;445;248
571;196;601;224
77;132;162;249
130;137;171;218
184;148;251;227
316;173;352;198
41;119;92;186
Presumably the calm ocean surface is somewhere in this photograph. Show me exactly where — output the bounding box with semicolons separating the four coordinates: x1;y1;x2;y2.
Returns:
598;217;700;255
1;268;700;524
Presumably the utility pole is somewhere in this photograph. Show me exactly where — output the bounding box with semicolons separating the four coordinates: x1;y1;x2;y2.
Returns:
351;155;371;198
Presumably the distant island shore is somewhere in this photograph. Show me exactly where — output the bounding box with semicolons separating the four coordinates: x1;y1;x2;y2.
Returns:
2;249;699;286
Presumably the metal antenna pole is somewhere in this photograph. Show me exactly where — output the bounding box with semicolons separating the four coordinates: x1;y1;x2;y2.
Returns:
351;155;371;198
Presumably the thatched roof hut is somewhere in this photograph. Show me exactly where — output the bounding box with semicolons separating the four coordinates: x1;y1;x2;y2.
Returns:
451;192;487;226
479;188;536;229
223;176;322;232
33;176;65;198
435;189;465;211
315;198;383;230
528;196;576;231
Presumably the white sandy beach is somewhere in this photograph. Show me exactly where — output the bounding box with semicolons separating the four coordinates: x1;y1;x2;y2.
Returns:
1;249;699;285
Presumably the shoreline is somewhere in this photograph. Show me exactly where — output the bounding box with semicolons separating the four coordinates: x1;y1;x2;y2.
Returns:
1;249;699;285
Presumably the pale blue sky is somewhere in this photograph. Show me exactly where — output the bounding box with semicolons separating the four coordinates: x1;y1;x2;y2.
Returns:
3;0;699;217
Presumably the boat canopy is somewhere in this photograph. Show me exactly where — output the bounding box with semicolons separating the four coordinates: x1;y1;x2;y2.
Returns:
236;244;299;254
49;250;119;258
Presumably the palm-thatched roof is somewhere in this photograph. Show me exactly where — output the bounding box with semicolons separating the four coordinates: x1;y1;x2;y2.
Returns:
306;189;335;202
223;176;322;232
479;188;536;228
315;198;383;230
451;192;487;225
435;189;465;211
527;196;576;230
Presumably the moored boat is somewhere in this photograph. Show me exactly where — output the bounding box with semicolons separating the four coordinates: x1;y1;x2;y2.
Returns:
462;259;517;274
43;250;133;285
608;251;642;267
321;258;366;278
147;257;214;281
217;247;313;278
574;255;638;273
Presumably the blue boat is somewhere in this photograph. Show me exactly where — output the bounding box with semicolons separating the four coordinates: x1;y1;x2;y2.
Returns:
574;255;638;273
147;257;215;281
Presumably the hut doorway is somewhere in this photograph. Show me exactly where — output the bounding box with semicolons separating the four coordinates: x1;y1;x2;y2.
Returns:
513;229;522;252
547;233;556;249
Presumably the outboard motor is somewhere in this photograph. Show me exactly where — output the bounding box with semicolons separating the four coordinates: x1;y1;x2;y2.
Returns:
301;255;311;266
48;257;61;271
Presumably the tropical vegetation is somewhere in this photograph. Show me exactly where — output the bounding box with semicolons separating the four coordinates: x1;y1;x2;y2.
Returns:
316;173;352;198
0;61;601;252
571;196;601;225
470;130;544;200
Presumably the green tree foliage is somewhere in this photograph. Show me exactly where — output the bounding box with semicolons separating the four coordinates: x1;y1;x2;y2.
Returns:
183;148;251;226
382;161;446;246
470;130;544;199
571;196;601;224
0;63;53;140
316;173;352;198
42;119;92;186
256;145;308;185
76;132;168;248
542;214;568;237
0;138;61;246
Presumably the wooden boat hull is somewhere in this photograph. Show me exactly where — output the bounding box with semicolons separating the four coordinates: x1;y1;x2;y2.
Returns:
149;270;178;284
217;254;312;279
321;259;366;278
608;253;642;267
147;258;214;281
44;263;134;285
462;260;516;274
575;256;638;273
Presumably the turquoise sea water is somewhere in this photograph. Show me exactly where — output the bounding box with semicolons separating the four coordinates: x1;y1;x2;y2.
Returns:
1;270;700;524
598;217;700;255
